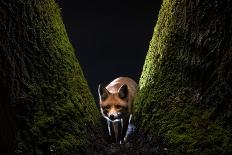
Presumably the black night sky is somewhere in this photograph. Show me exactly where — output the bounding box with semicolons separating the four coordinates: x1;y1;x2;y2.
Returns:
57;1;162;100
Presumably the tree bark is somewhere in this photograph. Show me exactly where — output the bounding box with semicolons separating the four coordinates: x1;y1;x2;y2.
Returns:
0;0;104;154
135;0;232;154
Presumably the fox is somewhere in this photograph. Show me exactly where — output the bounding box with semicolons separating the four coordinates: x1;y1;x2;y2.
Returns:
98;77;138;143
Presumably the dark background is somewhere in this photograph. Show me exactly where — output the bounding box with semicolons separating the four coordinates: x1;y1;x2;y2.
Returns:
57;0;162;100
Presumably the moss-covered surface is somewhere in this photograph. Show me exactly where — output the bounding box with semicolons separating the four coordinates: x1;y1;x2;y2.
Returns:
135;0;232;154
135;0;185;131
27;1;102;153
0;0;104;154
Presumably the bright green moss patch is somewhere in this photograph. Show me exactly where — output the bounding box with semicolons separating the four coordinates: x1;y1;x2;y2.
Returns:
135;0;185;116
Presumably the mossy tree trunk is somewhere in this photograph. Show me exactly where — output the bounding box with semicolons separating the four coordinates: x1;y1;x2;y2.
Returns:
135;0;232;154
0;0;104;154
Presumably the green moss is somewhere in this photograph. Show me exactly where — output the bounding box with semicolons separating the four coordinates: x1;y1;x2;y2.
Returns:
135;0;232;153
135;0;185;129
12;0;102;153
161;92;232;153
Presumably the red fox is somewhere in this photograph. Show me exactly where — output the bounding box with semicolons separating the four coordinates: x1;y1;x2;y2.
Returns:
98;77;138;143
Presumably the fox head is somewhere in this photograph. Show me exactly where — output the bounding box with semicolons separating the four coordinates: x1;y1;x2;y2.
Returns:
98;84;130;122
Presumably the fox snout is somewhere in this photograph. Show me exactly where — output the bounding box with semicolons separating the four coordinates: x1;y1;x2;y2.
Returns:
109;114;117;120
108;111;121;121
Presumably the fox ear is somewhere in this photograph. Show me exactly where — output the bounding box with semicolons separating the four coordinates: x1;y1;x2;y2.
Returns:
118;84;128;100
98;84;109;101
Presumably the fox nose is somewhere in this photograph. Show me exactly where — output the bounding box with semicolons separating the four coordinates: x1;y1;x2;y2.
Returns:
109;115;115;120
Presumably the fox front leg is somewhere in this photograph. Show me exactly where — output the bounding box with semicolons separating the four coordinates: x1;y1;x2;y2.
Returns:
107;120;111;136
113;121;119;142
124;114;133;142
119;118;124;144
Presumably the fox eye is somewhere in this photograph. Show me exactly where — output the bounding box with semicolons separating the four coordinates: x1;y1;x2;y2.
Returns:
104;105;110;110
115;105;122;109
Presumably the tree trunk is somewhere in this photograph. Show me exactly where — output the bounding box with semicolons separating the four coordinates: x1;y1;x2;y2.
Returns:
0;0;104;154
135;0;232;154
